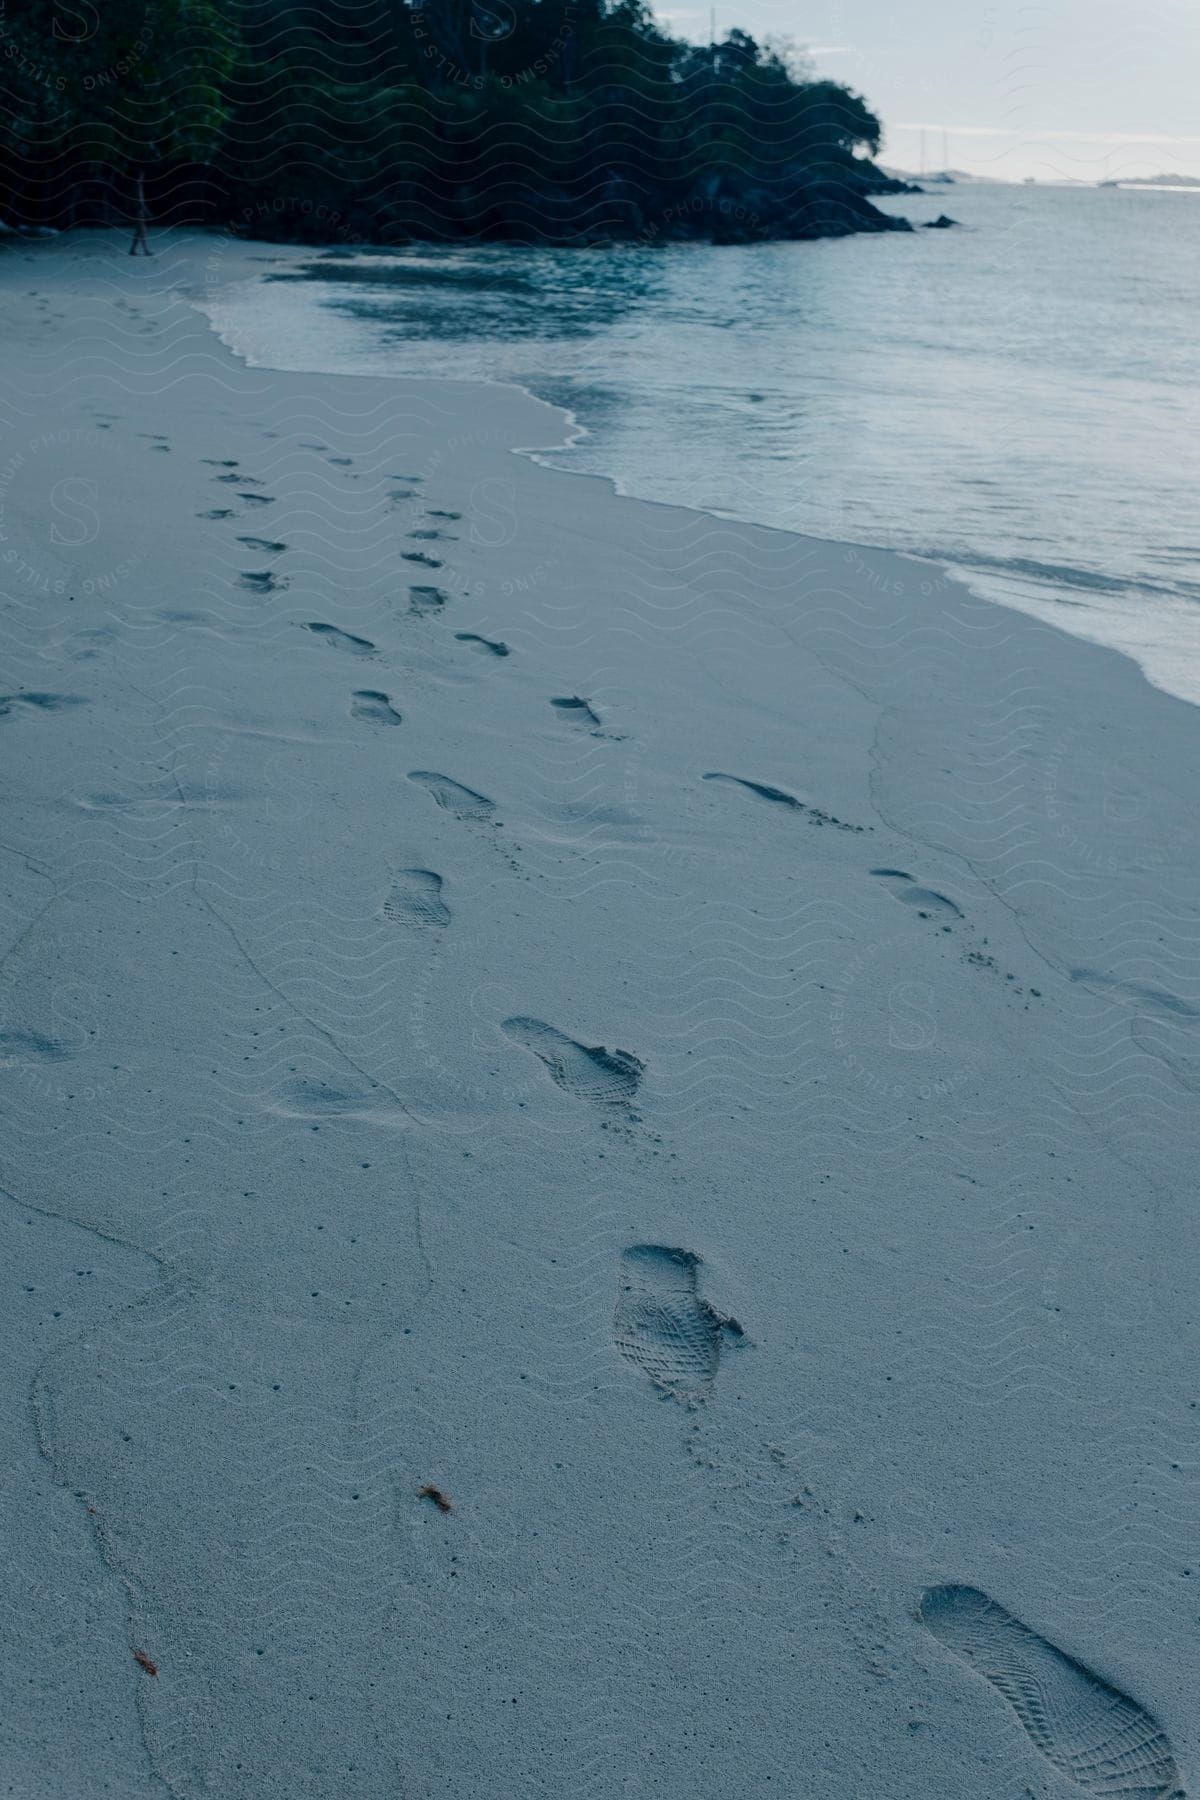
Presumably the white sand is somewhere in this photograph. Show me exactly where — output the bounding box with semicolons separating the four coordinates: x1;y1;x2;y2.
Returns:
2;228;1199;1799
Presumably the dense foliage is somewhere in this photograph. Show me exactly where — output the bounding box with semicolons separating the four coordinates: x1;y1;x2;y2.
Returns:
0;0;913;240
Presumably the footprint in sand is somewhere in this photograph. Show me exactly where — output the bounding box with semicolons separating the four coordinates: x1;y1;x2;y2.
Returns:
551;695;602;729
238;493;275;507
0;691;87;718
408;771;495;823
350;690;401;726
427;509;462;521
383;868;450;927
305;623;375;656
198;507;235;520
1068;968;1199;1019
201;458;238;468
455;632;509;658
237;536;287;554
706;771;865;831
0;1027;74;1063
327;455;353;467
501;1016;643;1107
63;629;115;660
214;472;254;485
237;571;288;594
871;869;963;919
408;529;453;542
281;1077;350;1114
706;771;803;809
613;1245;744;1398
272;1076;407;1126
402;551;443;569
920;1585;1183;1799
409;586;448;615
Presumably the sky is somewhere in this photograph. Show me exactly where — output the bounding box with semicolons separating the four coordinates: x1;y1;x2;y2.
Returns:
653;0;1200;181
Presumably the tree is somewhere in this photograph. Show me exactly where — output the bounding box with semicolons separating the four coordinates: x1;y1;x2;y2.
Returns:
0;0;239;221
0;0;907;238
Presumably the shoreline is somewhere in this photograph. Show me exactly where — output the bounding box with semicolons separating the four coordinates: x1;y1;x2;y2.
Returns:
191;220;1200;711
3;227;1200;1797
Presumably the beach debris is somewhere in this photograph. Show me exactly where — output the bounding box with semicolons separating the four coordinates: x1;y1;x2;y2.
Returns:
132;1649;158;1678
419;1484;454;1513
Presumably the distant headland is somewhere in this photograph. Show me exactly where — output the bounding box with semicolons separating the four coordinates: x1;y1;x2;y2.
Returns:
1098;173;1200;189
0;0;917;244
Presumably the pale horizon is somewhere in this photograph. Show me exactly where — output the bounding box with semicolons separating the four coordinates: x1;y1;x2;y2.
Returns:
654;0;1200;183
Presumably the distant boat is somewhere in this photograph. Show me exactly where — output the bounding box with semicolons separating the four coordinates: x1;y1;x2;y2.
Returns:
1023;176;1036;185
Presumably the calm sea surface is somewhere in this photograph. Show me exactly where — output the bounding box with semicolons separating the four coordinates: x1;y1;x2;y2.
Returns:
198;183;1200;704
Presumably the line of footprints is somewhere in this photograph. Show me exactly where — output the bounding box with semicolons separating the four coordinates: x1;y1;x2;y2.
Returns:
184;446;1182;1800
618;1248;1183;1799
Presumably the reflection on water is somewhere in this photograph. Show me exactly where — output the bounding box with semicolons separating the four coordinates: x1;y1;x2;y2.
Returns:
267;246;663;341
200;185;1200;701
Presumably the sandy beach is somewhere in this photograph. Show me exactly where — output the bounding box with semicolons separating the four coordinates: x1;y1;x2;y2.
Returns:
2;228;1199;1798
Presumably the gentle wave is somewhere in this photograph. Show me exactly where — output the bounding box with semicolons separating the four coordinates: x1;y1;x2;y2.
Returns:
196;181;1200;705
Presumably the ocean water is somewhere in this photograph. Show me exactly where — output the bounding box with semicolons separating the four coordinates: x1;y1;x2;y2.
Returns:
197;183;1200;704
